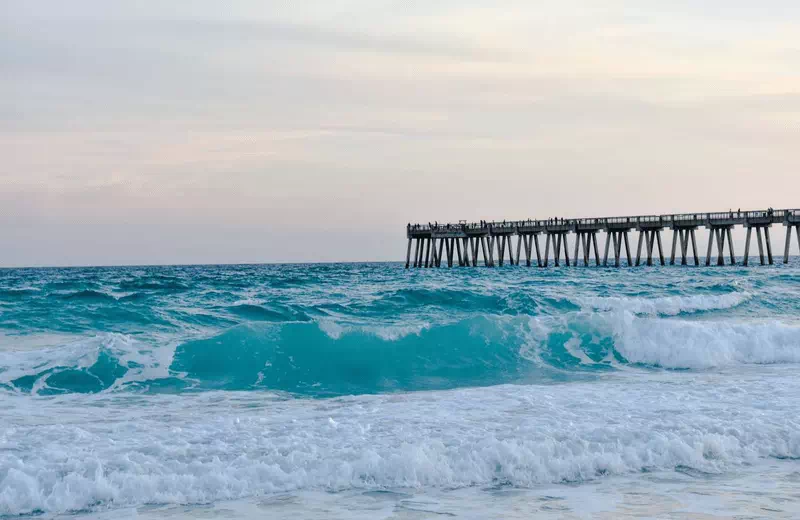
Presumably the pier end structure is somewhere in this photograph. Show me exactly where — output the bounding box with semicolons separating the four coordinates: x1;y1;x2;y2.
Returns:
406;209;799;268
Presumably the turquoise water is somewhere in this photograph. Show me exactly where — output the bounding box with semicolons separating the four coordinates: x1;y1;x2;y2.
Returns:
1;262;800;518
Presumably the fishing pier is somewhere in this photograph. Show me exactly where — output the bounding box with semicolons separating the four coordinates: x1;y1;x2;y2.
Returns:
406;209;800;268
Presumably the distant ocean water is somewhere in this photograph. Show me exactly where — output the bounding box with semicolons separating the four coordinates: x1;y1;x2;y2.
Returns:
1;262;800;518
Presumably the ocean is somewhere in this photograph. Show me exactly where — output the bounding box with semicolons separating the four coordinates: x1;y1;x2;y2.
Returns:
1;262;799;518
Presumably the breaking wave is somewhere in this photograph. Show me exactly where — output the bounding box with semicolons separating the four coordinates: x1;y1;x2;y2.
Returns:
574;291;751;316
3;295;799;396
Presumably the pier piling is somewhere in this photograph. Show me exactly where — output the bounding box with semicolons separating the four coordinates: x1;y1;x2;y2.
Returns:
785;221;800;264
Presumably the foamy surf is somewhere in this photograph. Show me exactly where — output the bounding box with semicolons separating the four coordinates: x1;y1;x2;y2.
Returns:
574;291;751;316
2;369;800;516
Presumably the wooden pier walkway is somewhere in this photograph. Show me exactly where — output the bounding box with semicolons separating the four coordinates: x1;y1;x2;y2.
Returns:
406;209;800;268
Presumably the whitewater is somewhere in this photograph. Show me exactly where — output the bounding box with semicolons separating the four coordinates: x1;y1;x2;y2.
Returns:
1;262;800;518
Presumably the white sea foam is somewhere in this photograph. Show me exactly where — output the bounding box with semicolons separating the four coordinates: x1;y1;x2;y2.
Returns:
0;333;177;394
575;292;750;316
0;336;104;386
2;370;799;516
516;310;800;370
317;319;430;341
557;291;800;369
608;313;800;369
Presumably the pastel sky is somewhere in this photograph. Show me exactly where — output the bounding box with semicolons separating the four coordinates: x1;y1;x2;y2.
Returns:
2;1;799;266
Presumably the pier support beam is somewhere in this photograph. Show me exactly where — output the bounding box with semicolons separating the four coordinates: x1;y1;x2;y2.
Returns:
544;232;571;267
574;231;600;266
584;233;590;265
717;229;726;266
624;232;632;266
765;227;774;265
554;234;561;266
745;225;774;266
670;230;678;265
648;231;655;265
706;226;734;266
574;233;581;266
496;236;505;266
635;231;644;266
690;229;699;265
560;233;571;266
481;237;491;267
520;234;539;267
424;238;432;268
446;238;455;268
544;234;551;267
756;227;765;265
635;229;664;266
705;230;714;266
797;225;800;262
744;227;752;266
521;235;531;267
604;230;632;267
405;238;412;269
671;227;699;266
784;226;792;264
727;228;735;265
592;233;600;266
495;234;515;266
785;225;800;264
680;230;689;265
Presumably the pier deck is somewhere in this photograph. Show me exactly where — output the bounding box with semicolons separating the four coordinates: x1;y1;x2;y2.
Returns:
406;209;800;268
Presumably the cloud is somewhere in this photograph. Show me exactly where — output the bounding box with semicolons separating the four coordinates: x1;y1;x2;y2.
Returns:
163;18;514;62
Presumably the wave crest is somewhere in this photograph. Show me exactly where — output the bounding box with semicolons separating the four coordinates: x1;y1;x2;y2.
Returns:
3;309;800;396
575;292;750;316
